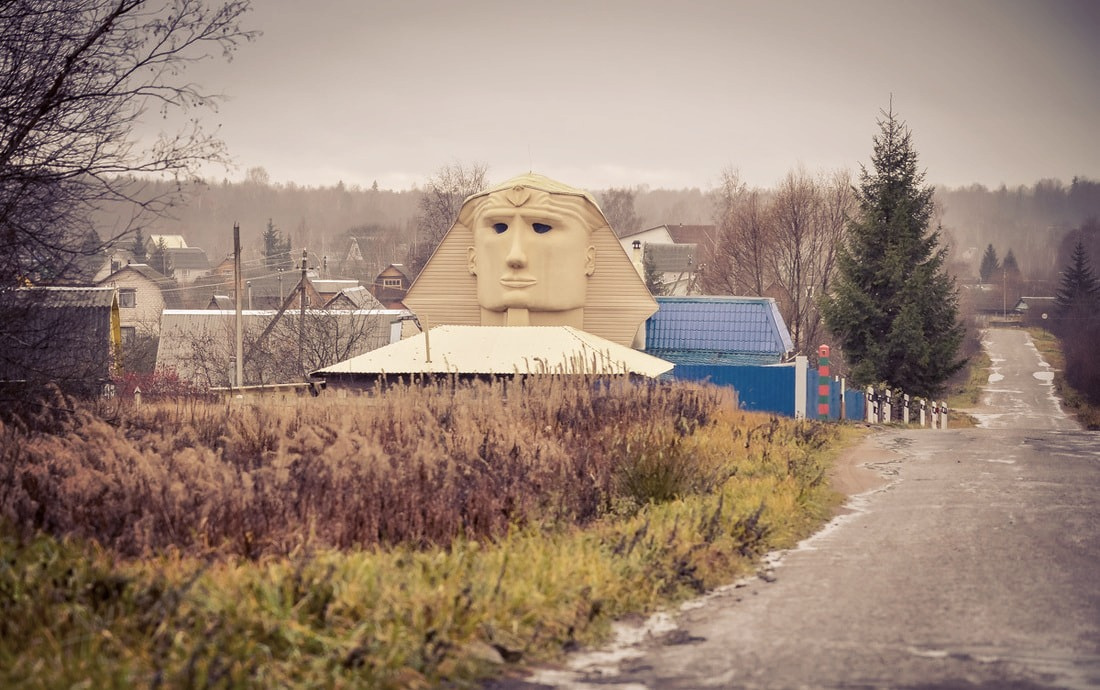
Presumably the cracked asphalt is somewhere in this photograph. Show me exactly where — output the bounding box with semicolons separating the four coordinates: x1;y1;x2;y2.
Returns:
494;328;1100;689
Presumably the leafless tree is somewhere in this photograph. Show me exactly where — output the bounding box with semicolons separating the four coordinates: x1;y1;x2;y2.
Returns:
702;167;853;353
769;169;820;349
164;309;388;387
598;187;644;237
407;162;488;276
770;169;854;352
0;1;254;395
702;169;776;296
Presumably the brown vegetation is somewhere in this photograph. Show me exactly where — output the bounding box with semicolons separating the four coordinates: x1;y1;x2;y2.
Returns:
0;378;786;559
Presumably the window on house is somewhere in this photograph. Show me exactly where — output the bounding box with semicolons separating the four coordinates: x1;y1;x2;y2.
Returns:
118;288;136;308
120;326;136;345
382;277;402;288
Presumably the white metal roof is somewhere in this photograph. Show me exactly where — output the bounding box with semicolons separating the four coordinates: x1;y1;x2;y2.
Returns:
313;325;673;378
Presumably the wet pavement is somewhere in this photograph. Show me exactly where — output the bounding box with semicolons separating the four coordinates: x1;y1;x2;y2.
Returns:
493;328;1100;689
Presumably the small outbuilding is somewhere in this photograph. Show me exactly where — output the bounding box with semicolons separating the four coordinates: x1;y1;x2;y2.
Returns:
311;325;673;390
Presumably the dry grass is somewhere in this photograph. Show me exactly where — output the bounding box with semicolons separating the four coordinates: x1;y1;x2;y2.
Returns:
0;377;846;687
1029;328;1100;429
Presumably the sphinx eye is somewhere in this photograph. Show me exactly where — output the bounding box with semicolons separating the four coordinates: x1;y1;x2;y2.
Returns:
532;223;552;234
492;223;508;234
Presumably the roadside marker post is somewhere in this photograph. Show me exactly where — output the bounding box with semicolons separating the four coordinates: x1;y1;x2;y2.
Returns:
817;345;831;420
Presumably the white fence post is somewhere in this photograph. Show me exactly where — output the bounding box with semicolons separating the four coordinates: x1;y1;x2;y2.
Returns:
884;389;892;423
903;393;910;425
794;355;808;419
919;398;927;427
940;402;949;430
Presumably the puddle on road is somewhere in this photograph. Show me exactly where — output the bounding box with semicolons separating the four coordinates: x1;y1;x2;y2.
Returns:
1033;371;1054;382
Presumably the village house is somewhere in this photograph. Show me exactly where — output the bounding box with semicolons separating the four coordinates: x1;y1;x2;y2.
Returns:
164;247;211;285
96;263;181;345
370;264;411;308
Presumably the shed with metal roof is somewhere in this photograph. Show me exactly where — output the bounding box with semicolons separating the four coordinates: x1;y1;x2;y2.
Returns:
312;325;673;386
645;296;793;366
0;286;120;395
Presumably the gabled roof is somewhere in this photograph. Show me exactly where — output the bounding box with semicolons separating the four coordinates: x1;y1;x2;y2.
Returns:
148;234;187;249
313;325;673;378
325;286;384;310
645;296;793;365
312;279;361;295
377;264;410;280
1015;296;1056;312
619;225;674;241
208;294;235;310
666;224;716;249
4;286;118;309
98;263;183;308
646;243;697;273
165;247;209;270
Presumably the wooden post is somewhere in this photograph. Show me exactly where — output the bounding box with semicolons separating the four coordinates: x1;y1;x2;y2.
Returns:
233;223;243;389
866;386;875;423
298;249;307;377
903;393;911;425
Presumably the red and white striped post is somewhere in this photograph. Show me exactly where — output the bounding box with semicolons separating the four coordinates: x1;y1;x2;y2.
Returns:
817;345;831;420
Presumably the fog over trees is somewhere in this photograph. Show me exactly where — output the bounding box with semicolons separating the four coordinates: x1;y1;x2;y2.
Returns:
104;173;1100;293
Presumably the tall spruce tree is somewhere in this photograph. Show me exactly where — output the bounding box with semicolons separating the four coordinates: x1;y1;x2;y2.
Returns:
1054;240;1099;327
821;106;965;398
979;244;999;283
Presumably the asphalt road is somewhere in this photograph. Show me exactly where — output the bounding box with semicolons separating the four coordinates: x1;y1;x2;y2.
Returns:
506;328;1100;689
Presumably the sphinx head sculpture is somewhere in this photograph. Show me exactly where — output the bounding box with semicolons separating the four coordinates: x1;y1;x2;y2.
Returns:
401;172;656;347
460;174;604;327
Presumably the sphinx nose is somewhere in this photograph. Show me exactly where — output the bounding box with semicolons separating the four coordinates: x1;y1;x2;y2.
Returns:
506;231;527;268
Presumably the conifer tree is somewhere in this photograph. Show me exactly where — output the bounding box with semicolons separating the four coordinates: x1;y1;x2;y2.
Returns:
979;244;999;283
1054;240;1099;327
130;228;148;263
821;106;965;398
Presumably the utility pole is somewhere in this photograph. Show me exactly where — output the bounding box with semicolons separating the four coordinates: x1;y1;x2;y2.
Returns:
233;223;243;389
299;249;307;377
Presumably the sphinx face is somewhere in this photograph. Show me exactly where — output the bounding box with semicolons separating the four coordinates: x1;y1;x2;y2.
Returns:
467;191;596;314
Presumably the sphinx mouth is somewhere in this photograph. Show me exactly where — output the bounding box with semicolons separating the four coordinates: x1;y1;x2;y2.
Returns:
500;277;536;288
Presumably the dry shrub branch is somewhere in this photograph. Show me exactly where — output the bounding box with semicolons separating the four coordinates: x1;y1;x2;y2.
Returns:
0;377;756;558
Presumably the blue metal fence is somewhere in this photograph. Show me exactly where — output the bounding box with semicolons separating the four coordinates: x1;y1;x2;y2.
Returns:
670;363;797;416
667;362;864;421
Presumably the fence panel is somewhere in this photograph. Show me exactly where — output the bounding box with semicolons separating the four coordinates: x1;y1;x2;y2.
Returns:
671;363;797;416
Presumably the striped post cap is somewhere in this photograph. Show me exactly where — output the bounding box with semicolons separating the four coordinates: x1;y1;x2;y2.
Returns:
817;344;830;419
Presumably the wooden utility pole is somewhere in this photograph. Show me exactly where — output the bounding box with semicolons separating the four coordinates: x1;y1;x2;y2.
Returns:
233;223;243;389
298;249;307;376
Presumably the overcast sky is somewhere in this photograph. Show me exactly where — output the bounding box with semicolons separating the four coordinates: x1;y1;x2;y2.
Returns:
176;0;1100;192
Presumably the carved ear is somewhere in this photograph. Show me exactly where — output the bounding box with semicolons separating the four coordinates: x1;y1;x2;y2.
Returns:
467;247;477;275
585;246;596;276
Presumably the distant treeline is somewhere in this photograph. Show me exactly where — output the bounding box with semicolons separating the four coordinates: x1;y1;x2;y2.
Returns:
95;173;1100;286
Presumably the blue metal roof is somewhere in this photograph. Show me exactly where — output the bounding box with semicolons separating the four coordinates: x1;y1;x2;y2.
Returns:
644;296;793;364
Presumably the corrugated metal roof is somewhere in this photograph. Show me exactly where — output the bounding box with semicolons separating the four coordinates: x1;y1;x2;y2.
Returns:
312;279;360;294
645;296;793;360
6;286;117;309
313;325;673;378
645;243;696;273
165;247;209;270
